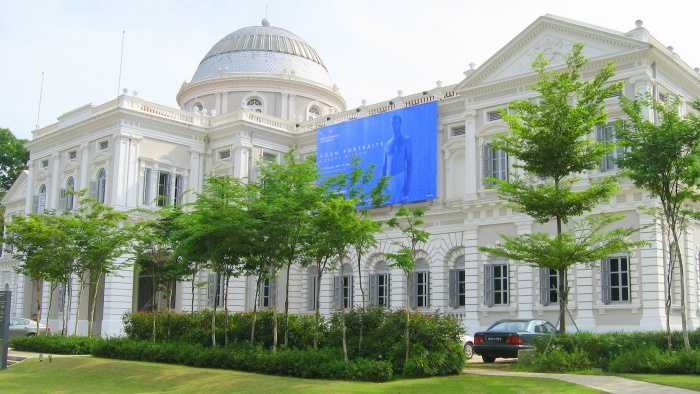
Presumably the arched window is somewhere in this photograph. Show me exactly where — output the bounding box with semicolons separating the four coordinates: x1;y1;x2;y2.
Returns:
245;97;264;113
448;254;466;308
36;184;47;213
307;267;319;311
333;264;354;310
369;261;391;307
96;168;107;204
63;177;75;211
306;104;321;120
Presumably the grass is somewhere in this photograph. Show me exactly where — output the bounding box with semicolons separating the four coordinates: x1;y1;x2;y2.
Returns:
620;373;700;391
0;357;600;394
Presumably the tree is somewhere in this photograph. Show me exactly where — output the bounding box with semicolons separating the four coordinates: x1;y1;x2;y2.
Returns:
178;176;255;346
616;96;700;350
386;206;429;366
70;191;130;336
0;127;28;192
255;152;320;349
131;207;188;342
478;44;642;334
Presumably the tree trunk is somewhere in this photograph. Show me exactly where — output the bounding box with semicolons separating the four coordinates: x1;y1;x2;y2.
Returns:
250;275;261;345
35;278;42;336
62;279;71;336
284;263;291;348
404;274;410;366
555;214;567;335
314;266;323;349
224;274;230;346
211;272;217;347
356;251;365;353
88;272;103;337
73;274;84;336
46;283;56;337
664;222;674;351
152;273;158;343
340;264;348;363
272;274;278;353
671;228;691;350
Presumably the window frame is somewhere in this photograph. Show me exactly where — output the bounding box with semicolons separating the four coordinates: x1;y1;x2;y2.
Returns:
606;255;631;304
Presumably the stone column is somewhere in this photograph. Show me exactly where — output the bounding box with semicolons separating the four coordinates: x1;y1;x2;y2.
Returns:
125;137;141;209
515;221;534;319
464;109;478;201
78;143;89;191
24;163;33;214
463;226;480;333
684;226;699;329
48;153;60;209
639;211;667;330
111;135;128;209
189;150;202;200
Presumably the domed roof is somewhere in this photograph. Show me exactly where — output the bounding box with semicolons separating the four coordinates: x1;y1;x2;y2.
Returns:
191;19;334;88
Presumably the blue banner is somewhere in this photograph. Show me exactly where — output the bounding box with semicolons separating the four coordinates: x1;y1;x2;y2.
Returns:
317;101;438;206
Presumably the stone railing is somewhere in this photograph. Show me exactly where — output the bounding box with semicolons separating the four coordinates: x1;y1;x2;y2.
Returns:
120;96;210;127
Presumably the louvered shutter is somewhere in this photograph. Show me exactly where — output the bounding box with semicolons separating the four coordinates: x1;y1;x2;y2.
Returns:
483;264;494;307
333;276;341;310
206;272;217;308
504;151;510;181
448;269;458;308
270;278;276;308
601;259;611;305
408;272;417;310
348;275;354;308
369;274;378;306
307;275;316;310
32;196;39;213
540;267;550;306
481;144;492;185
426;271;431;308
386;274;392;307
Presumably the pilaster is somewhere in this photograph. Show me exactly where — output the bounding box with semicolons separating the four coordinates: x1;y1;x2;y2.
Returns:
464;109;478;201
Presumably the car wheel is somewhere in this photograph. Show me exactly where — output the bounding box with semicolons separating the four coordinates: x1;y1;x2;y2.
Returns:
463;342;474;360
482;355;496;363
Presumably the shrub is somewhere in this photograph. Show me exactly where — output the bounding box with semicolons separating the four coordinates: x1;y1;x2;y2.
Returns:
518;347;594;372
10;335;103;355
608;347;700;374
92;338;393;382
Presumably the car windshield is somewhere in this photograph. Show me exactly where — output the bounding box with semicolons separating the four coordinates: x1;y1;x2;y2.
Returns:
488;321;529;332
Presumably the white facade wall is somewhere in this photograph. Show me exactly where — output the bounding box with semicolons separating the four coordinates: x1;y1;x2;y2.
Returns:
2;15;700;336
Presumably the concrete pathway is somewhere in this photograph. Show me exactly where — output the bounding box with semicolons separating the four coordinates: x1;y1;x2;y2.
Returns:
464;368;698;393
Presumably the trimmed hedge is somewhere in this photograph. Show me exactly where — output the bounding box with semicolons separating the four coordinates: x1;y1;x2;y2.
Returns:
608;347;700;374
92;339;393;382
124;308;466;376
10;335;102;355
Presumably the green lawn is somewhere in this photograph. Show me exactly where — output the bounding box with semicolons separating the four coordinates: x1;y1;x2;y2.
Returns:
620;373;700;391
0;357;600;393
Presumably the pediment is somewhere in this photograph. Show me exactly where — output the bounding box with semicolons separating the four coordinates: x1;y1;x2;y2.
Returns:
459;15;650;89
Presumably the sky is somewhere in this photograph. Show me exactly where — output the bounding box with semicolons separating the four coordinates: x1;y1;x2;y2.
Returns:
2;0;699;140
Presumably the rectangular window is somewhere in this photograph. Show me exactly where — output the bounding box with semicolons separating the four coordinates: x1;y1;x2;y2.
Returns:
377;273;390;307
603;256;630;304
410;271;430;309
596;122;624;172
174;174;184;207
482;143;508;184
260;278;273;308
333;274;353;310
308;275;319;311
157;171;171;207
218;149;231;160
449;269;466;307
493;264;508;305
143;168;152;205
342;275;352;309
487;110;503;122
540;267;559;305
450;126;466;137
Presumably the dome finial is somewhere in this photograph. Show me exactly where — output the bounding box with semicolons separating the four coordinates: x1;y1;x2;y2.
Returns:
261;18;270;27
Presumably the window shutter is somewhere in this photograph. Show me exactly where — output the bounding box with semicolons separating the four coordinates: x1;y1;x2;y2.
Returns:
387;274;392;307
206;272;217;308
89;181;98;199
426;271;431;308
408;272;417;310
448;269;458;308
504;151;510;181
481;144;492;185
270;278;276;308
143;168;152;205
333;276;341;310
540;267;550;306
601;259;611;305
369;274;378;306
32;196;39;213
596;126;608;171
483;264;494;307
59;189;66;210
348;275;354;308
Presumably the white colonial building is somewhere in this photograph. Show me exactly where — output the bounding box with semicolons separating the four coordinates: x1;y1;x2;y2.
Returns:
2;15;700;336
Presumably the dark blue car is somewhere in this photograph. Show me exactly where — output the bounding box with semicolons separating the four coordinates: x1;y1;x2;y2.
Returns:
473;319;557;363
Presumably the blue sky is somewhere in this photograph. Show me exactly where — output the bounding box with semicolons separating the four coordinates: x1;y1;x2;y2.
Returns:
2;0;699;139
